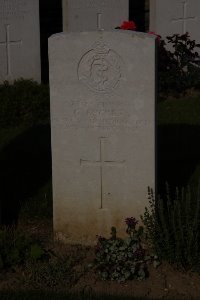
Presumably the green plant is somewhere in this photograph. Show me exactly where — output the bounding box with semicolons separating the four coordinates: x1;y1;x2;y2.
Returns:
0;79;50;128
24;256;78;289
0;226;46;270
158;32;200;97
141;185;200;272
19;181;53;220
93;218;160;282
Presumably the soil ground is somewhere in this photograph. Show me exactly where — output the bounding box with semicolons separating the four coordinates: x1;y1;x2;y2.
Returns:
0;219;199;300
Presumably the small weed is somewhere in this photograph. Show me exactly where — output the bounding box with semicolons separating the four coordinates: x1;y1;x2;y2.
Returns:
0;226;47;271
141;185;200;272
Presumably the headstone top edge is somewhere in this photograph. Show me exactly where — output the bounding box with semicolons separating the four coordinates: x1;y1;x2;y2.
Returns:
49;30;156;41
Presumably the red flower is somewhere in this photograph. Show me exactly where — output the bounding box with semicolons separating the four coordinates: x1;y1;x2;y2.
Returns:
125;217;138;228
148;31;161;41
120;21;137;31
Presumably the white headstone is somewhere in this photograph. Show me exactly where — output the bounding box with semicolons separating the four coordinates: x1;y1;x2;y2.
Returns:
150;0;200;42
49;30;156;245
0;0;41;83
62;0;129;31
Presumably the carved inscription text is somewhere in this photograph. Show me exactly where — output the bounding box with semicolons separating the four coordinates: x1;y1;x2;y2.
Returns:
71;0;123;9
0;0;28;20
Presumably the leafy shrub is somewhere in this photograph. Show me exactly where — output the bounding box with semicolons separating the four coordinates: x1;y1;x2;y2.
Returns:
141;185;200;272
0;226;46;270
93;218;160;282
0;79;50;128
158;33;200;97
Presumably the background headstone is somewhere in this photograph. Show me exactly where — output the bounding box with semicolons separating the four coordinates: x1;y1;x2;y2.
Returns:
0;0;41;83
150;0;200;42
49;30;155;245
62;0;129;31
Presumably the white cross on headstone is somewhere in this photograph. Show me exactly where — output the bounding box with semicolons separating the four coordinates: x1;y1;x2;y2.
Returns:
80;137;125;209
172;1;196;34
0;24;22;76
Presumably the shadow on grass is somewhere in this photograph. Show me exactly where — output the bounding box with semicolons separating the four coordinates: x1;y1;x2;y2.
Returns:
1;123;200;225
157;124;200;195
0;124;52;225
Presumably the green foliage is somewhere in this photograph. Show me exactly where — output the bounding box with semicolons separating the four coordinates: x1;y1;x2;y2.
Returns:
93;219;160;282
0;79;50;128
158;33;200;98
19;181;53;220
29;244;45;261
157;95;200;125
141;185;200;272
0;226;46;270
24;256;77;289
189;164;200;187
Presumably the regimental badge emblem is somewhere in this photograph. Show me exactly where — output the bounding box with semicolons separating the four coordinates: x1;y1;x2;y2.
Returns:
78;38;124;93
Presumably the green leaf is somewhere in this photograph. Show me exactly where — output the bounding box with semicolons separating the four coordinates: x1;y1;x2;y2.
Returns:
138;268;146;280
101;271;108;279
106;255;110;262
130;266;135;274
29;244;44;260
153;260;161;268
119;246;126;251
144;255;151;261
125;237;131;246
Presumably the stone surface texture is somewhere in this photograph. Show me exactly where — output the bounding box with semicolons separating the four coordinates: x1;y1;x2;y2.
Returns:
150;0;200;42
62;0;128;31
49;30;155;245
0;0;41;83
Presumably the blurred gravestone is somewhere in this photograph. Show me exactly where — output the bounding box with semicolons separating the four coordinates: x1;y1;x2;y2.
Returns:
0;0;41;83
62;0;129;31
150;0;200;42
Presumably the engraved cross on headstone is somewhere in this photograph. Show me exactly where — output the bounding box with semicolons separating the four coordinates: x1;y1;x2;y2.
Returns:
0;24;22;76
172;1;196;34
80;137;125;209
97;13;103;30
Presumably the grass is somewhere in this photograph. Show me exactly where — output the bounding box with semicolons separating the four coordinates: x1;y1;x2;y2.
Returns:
0;126;27;150
19;181;52;220
157;93;200;191
158;93;200;125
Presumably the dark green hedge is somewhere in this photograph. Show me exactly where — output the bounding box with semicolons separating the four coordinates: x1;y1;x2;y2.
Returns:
0;80;50;128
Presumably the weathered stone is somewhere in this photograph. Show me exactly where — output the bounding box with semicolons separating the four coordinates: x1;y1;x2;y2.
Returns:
150;0;200;42
49;30;156;245
0;0;41;82
62;0;128;31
